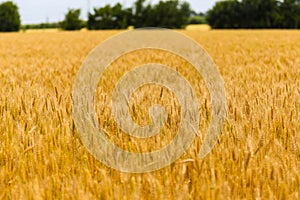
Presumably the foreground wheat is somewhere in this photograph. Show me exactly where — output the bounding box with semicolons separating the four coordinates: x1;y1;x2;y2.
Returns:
0;30;299;199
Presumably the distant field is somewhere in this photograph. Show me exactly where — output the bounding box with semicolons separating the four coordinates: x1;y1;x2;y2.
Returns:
0;30;299;199
22;28;61;33
185;24;211;31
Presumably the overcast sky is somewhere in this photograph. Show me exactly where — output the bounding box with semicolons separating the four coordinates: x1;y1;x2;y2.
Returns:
1;0;219;24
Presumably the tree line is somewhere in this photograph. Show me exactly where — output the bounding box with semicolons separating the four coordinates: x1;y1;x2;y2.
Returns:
1;0;300;32
0;0;201;32
207;0;300;29
65;0;193;30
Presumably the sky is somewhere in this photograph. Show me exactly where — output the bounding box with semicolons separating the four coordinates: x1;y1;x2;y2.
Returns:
0;0;219;24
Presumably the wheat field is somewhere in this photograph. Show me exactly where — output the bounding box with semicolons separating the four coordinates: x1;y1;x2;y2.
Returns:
0;30;300;199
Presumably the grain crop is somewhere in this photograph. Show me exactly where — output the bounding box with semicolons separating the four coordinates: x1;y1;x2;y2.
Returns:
0;30;299;199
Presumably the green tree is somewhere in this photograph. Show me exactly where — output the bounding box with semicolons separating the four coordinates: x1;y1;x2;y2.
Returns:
188;15;207;24
0;1;21;32
88;3;132;29
207;0;241;28
280;0;300;28
207;0;285;28
149;0;191;28
61;9;82;30
240;0;280;28
180;2;192;25
133;0;152;27
88;0;192;29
